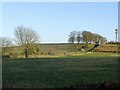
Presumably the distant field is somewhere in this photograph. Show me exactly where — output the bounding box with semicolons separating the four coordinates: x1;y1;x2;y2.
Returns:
2;53;119;88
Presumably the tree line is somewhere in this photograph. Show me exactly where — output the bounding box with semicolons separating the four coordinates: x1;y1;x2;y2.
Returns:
68;31;107;44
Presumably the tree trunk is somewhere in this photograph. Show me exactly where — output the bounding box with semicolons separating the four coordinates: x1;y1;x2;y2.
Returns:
25;48;28;58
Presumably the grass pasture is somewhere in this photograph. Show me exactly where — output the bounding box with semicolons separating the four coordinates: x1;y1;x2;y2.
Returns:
2;53;119;88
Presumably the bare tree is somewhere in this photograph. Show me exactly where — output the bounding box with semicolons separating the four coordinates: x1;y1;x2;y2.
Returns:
93;33;107;44
76;31;81;44
1;37;14;47
15;26;39;45
82;31;94;43
15;25;40;58
68;31;76;43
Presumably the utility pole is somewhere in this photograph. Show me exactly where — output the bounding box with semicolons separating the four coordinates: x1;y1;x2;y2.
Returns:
115;29;118;42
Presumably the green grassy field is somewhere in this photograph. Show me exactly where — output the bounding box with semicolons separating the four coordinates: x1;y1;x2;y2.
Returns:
2;53;119;88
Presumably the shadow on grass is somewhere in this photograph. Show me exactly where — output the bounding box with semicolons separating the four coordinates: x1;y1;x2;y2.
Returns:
64;81;120;89
2;81;120;90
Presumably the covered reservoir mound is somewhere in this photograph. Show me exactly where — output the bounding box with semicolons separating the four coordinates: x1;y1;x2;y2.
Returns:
2;43;119;58
2;43;93;58
93;44;120;53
